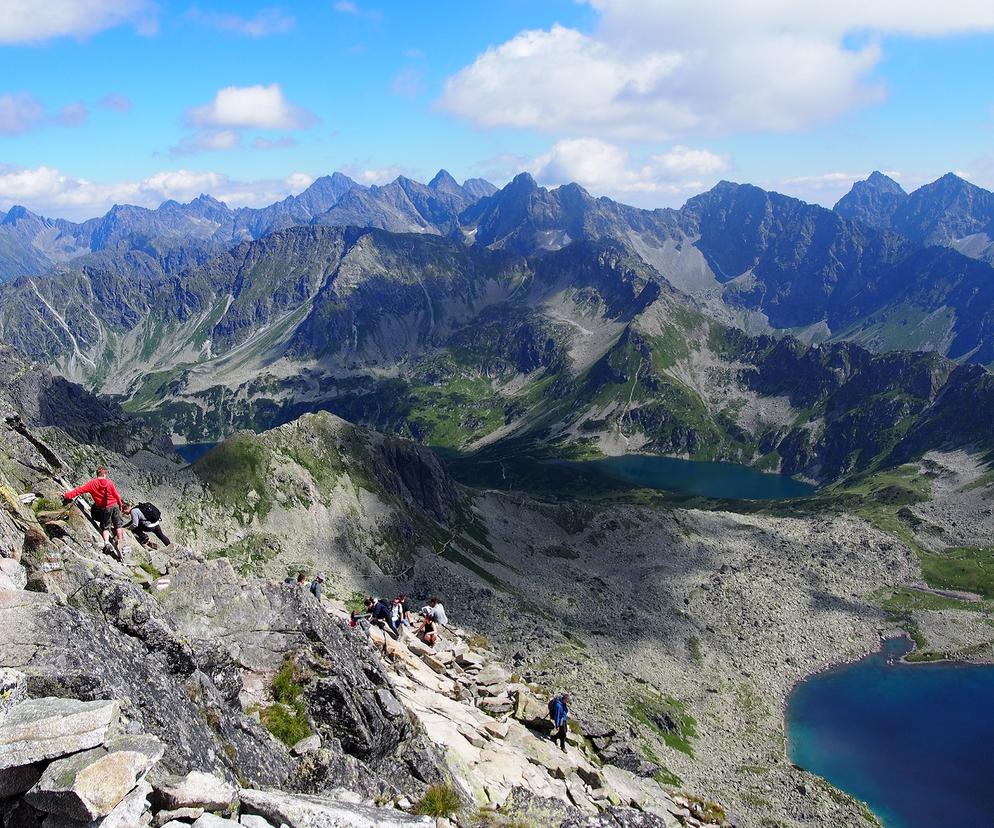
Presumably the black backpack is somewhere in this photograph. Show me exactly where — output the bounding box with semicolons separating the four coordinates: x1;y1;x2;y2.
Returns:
137;502;161;523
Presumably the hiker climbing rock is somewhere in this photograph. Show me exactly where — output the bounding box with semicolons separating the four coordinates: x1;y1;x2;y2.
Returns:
310;572;326;600
63;467;125;558
122;502;171;548
548;692;571;753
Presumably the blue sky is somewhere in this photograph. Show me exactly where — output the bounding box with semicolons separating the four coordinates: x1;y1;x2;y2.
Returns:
3;0;994;219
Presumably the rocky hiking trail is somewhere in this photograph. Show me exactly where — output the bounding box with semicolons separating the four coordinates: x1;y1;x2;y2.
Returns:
0;401;727;827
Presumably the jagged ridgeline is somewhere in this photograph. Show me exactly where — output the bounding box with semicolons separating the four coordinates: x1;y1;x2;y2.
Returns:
1;170;994;486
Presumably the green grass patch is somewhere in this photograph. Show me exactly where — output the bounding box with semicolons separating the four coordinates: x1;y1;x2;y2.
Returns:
194;434;274;519
920;546;994;598
628;689;697;757
255;660;311;747
413;784;461;817
878;586;985;614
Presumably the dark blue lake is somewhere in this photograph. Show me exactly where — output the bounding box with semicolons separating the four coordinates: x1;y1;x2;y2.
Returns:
787;637;994;827
557;454;816;500
174;442;219;464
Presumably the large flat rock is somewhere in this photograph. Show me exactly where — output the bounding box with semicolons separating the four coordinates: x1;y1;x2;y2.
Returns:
239;789;434;827
153;770;237;812
26;734;163;821
0;698;120;771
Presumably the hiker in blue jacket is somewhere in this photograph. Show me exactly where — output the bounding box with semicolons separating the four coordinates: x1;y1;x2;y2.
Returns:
548;692;571;752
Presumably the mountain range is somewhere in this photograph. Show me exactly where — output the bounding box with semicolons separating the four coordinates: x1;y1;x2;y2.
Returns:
2;168;994;484
0;169;497;283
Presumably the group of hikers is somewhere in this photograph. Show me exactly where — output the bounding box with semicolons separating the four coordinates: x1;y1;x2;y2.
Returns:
62;468;169;559
63;469;574;752
352;593;449;647
284;570;327;600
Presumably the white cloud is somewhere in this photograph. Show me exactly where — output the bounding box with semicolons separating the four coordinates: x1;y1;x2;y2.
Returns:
333;1;358;12
186;84;317;130
0;164;315;221
390;68;424;98
533;138;730;199
440;0;994;139
0;0;157;44
186;7;295;37
0;93;45;135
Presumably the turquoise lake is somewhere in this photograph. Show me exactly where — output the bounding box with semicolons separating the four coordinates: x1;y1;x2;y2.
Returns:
557;454;816;500
787;637;994;827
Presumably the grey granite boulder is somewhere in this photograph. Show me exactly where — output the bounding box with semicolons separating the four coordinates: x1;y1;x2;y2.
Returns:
153;770;237;812
239;788;433;827
25;734;163;820
0;698;120;771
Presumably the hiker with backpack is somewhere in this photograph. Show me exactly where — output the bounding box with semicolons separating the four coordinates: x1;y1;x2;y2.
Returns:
309;572;326;600
63;467;125;557
548;692;571;752
122;501;171;548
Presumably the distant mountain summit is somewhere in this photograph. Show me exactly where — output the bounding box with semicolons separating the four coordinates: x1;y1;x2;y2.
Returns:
836;171;994;260
834;171;908;229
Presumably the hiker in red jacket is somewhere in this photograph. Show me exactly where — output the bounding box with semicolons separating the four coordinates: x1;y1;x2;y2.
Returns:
63;467;125;556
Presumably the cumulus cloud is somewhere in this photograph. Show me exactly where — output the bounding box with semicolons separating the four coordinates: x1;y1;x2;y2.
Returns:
186;84;317;130
440;0;994;138
533;138;730;199
186;7;295;37
0;165;315;221
98;93;132;113
0;0;157;44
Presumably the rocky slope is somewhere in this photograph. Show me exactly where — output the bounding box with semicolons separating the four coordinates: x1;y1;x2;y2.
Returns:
1;346;993;826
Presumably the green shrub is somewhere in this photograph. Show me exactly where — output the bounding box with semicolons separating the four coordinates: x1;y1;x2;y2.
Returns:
413;784;461;817
271;661;304;705
259;703;311;747
257;660;311;747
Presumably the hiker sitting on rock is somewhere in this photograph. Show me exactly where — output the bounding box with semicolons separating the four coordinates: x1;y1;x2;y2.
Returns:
63;467;125;558
548;692;571;753
420;597;449;627
310;572;326;600
414;609;438;647
122;502;171;548
284;571;307;585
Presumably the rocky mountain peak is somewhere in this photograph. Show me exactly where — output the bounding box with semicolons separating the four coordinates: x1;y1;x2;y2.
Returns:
1;205;40;225
428;169;462;194
834;171;908;228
